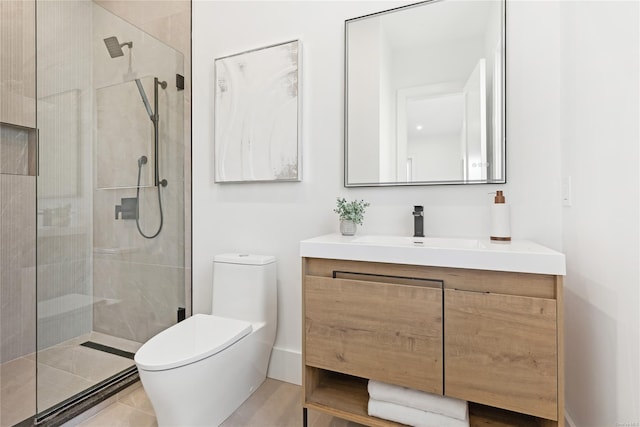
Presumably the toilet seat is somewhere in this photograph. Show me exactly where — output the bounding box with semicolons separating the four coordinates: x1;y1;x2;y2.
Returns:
135;314;252;371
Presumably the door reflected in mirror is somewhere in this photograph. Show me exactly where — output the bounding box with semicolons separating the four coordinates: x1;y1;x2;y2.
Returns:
345;0;505;187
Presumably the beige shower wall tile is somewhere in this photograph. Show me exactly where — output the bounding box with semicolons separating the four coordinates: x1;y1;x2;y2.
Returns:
91;0;192;328
37;301;92;350
0;124;31;175
36;260;92;305
0;175;36;267
37;88;86;199
1;174;36;362
0;0;36;127
93;185;184;268
95;79;155;189
36;258;93;349
93;259;184;343
94;0;190;55
138;9;191;58
37;231;92;266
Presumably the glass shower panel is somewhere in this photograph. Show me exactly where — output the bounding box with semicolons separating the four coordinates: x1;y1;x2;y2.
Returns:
95;79;155;190
36;0;95;413
36;1;184;415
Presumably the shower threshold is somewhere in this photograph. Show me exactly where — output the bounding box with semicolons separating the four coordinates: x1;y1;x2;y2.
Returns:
34;366;139;427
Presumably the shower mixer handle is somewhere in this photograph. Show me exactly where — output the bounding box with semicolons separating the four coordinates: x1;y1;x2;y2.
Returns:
115;198;138;220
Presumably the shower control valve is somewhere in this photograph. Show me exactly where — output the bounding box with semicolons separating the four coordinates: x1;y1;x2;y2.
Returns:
115;197;138;220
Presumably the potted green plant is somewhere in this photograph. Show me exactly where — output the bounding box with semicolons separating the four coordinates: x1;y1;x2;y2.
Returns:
334;197;370;236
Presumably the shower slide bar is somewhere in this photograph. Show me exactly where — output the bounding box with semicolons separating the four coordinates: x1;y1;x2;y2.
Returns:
104;36;167;188
135;77;168;188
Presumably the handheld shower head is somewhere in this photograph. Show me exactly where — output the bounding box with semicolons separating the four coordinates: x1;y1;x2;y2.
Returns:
104;36;133;58
135;79;154;120
135;78;168;121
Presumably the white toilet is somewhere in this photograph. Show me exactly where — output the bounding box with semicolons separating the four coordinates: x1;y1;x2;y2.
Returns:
134;254;277;427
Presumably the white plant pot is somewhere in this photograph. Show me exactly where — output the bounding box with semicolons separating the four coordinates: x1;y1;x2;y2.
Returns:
340;220;357;236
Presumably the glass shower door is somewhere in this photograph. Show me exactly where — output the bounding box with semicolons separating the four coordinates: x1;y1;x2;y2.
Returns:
36;0;185;416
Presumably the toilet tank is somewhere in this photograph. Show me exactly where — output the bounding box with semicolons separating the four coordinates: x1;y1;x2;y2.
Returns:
212;254;276;325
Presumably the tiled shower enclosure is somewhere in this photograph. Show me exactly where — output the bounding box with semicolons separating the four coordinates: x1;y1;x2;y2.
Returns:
0;1;191;425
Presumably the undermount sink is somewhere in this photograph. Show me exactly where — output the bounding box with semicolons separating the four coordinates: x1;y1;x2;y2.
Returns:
300;233;566;275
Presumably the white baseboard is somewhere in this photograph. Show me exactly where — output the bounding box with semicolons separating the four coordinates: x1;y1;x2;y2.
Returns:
267;346;302;385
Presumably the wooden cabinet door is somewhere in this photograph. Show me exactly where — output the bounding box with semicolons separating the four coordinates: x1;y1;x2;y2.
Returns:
305;275;443;394
444;289;558;420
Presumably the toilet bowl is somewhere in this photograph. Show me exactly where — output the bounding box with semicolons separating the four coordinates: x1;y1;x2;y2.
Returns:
134;254;277;427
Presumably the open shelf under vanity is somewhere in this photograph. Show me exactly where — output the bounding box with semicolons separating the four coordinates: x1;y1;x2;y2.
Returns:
305;369;544;427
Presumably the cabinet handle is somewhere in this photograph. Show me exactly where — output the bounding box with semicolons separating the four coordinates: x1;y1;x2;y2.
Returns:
453;288;490;294
333;270;443;289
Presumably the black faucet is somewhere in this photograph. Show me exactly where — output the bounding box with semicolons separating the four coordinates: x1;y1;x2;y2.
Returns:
413;205;424;237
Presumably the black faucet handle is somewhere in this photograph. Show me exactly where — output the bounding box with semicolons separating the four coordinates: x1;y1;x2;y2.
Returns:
413;205;424;215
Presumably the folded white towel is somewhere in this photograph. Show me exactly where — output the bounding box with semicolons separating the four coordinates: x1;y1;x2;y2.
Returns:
368;399;469;427
368;380;467;421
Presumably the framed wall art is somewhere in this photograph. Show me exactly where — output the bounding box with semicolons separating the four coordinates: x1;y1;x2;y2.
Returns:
214;40;301;183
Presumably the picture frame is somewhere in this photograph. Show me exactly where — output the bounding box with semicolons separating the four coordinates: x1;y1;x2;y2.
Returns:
214;40;301;183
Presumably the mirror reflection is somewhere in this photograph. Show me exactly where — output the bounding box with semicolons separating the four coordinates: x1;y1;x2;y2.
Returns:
345;0;505;186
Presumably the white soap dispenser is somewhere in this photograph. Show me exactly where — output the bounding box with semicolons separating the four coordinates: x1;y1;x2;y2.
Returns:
490;190;511;241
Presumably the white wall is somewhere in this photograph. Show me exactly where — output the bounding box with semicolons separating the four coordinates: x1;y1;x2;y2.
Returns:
193;0;640;423
559;1;640;425
193;0;563;385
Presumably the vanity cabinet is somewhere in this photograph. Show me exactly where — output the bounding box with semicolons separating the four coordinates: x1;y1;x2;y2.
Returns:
302;257;564;427
305;274;443;395
445;289;559;421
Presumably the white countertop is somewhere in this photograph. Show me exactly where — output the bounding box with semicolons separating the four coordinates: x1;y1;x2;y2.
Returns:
300;234;566;275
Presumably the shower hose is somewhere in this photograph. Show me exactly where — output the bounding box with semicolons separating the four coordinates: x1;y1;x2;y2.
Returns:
136;156;164;239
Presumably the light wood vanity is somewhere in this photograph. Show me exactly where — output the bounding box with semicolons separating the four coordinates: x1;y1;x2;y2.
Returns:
301;235;565;427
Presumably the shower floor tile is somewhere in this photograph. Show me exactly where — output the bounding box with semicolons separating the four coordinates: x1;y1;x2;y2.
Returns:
0;332;141;427
0;357;36;427
34;340;134;382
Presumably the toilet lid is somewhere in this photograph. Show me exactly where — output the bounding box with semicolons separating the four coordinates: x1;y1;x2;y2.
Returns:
134;314;252;371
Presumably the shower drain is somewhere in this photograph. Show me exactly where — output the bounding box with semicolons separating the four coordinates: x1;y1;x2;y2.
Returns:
80;341;135;360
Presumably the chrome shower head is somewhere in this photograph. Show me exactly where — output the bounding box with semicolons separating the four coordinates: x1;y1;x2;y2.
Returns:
103;36;133;58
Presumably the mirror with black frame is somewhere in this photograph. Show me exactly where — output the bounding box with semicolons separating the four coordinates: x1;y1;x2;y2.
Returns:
345;0;506;187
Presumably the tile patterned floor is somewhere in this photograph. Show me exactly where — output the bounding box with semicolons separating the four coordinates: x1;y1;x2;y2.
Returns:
0;332;140;427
